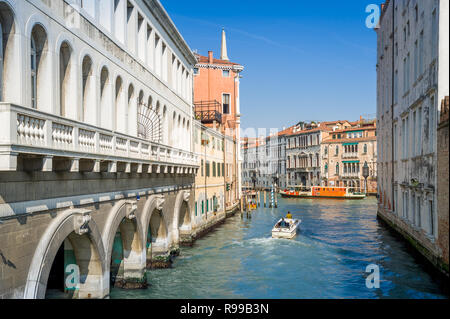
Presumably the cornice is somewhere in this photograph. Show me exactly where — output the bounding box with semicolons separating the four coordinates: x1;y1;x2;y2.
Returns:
143;0;197;66
196;63;244;72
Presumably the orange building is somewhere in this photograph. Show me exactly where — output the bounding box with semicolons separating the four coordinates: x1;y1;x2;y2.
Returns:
193;29;244;211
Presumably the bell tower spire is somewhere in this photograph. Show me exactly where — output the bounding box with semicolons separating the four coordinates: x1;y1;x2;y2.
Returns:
221;28;229;61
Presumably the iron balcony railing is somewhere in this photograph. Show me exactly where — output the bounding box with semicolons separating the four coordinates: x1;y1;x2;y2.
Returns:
194;100;222;124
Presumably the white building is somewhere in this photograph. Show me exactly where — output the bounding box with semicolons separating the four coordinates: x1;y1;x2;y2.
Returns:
376;0;449;272
0;0;198;172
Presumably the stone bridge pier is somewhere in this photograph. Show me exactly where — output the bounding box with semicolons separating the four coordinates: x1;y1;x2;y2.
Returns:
0;176;196;298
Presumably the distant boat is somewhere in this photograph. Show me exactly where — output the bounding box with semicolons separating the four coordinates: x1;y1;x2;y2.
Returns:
272;218;301;239
280;186;366;200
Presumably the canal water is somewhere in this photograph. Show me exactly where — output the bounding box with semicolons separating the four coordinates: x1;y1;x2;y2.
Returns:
110;196;448;299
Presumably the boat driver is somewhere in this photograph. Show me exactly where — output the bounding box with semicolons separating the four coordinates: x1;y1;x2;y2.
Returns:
286;211;292;219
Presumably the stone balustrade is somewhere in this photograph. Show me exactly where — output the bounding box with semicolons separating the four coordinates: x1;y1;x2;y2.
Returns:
342;152;358;159
0;103;198;172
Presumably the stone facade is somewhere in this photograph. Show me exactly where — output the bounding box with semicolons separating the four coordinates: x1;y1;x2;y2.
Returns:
437;96;449;272
0;0;209;299
320;119;378;194
376;0;449;276
190;122;228;244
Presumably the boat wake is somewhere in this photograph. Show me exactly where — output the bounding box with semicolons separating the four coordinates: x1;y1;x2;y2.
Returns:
233;237;312;248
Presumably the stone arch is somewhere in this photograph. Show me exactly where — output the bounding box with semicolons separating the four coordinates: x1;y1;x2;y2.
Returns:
102;200;146;288
141;195;170;263
172;190;192;244
24;208;107;299
0;1;19;103
81;54;96;124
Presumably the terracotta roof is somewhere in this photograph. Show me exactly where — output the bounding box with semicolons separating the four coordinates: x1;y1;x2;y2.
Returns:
195;54;242;66
322;136;377;144
286;125;332;136
330;126;376;134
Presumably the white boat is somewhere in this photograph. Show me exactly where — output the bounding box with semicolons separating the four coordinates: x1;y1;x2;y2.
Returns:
271;218;301;239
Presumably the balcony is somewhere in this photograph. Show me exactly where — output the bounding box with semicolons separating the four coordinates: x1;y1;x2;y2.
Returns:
342;152;358;159
194;100;222;124
0;103;199;173
341;172;360;178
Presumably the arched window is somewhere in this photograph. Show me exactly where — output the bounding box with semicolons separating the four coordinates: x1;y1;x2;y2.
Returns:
336;163;339;175
59;42;73;117
82;55;95;124
100;66;111;129
335;145;339;155
30;24;49;110
30;36;37;108
0;3;16;102
127;84;136;136
115;76;124;132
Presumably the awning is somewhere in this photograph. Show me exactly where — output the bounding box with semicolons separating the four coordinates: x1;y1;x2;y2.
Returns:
343;142;359;146
343;160;360;163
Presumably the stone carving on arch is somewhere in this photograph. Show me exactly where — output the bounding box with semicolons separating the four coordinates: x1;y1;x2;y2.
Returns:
173;190;192;242
102;200;145;273
140;195;169;245
140;194;170;258
23;208;107;299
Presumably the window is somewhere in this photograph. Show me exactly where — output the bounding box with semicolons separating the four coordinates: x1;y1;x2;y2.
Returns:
429;96;435;153
417;196;421;227
195;202;197;216
222;93;230;114
363;144;367;154
335;145;339;155
213;162;216;177
31;35;37;109
429;200;434;236
417;107;422;155
394;188;398;213
414;40;418;80
201;160;204;176
431;9;437;59
222;70;230;77
206;161;210;177
412;111;416;156
193;68;199;75
394;70;398;103
335;163;339;175
419;31;424;75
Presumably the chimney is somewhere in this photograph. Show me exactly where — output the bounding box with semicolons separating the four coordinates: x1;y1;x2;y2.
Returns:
221;28;229;61
208;51;213;64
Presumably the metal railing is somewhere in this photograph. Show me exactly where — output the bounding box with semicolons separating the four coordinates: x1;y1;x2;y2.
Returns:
194;100;222;124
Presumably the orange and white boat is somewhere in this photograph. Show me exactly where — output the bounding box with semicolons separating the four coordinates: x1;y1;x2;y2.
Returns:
280;186;366;199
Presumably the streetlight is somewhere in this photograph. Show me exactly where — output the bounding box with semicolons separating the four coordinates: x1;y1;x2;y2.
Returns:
362;162;369;194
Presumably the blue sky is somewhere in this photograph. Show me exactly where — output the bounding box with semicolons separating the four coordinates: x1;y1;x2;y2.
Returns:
162;0;381;131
